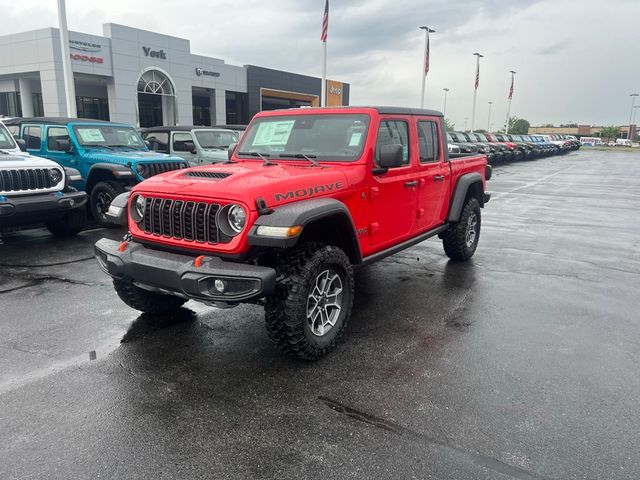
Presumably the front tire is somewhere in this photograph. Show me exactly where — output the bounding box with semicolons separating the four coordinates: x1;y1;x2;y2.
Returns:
265;243;354;360
113;279;187;314
90;181;123;228
442;196;481;261
46;207;86;237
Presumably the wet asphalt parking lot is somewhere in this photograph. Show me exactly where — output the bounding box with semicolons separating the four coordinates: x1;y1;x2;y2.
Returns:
1;149;639;480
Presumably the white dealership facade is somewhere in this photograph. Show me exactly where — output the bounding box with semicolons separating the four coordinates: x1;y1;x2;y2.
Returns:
0;23;349;127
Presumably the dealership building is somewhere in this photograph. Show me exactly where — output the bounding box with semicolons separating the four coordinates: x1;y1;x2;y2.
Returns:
0;23;350;127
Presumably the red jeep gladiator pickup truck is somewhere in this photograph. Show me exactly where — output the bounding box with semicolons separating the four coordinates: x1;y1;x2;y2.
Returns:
95;107;491;359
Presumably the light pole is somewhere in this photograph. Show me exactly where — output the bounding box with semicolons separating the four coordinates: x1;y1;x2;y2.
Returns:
629;94;639;139
419;26;435;108
57;0;77;117
470;53;483;133
442;88;449;117
487;101;493;131
505;70;516;133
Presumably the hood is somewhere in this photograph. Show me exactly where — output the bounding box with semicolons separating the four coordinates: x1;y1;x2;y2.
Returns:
0;152;61;169
135;160;351;209
83;149;185;165
200;149;229;160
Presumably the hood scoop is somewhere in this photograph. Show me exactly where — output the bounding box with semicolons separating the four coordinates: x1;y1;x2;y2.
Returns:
186;171;232;180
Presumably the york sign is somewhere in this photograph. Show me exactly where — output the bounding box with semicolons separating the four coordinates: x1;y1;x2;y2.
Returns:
142;47;167;60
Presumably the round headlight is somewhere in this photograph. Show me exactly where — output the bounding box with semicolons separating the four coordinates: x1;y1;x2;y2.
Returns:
135;163;147;177
227;205;246;233
131;195;145;222
49;168;63;184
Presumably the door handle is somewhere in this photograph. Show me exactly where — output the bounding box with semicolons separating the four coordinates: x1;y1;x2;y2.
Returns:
404;180;418;189
433;175;445;182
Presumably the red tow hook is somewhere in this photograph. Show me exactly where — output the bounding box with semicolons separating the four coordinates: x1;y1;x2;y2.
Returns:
194;255;205;268
118;241;129;252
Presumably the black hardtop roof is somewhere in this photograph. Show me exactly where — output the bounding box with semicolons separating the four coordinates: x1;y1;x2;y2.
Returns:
142;125;237;133
3;117;117;126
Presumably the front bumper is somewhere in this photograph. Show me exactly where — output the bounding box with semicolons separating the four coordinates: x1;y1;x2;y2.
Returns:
0;190;87;228
94;238;276;304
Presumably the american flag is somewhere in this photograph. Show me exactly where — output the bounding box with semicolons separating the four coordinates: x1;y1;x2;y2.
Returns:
474;61;480;90
321;0;329;43
424;33;430;75
508;75;514;99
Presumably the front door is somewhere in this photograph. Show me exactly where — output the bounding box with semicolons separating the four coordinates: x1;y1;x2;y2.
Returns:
368;118;418;248
171;132;199;166
44;126;77;171
415;119;450;231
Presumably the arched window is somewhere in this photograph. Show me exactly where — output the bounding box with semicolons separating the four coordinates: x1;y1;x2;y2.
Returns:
137;70;175;96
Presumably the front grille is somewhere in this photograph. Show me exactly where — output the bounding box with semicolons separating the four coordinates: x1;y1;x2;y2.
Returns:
0;168;54;193
186;171;232;179
141;197;232;244
139;162;184;178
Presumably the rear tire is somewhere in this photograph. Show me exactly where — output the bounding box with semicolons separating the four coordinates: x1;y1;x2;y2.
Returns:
265;243;354;360
46;207;86;237
90;181;123;228
113;279;187;314
442;197;481;261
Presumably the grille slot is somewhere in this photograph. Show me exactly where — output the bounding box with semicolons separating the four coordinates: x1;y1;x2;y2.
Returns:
140;196;229;244
186;171;232;179
0;168;54;192
139;162;184;179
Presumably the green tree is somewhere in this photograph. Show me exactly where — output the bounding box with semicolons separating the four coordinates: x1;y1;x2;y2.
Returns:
599;126;620;139
560;123;578;128
508;116;531;134
444;118;455;132
474;128;488;133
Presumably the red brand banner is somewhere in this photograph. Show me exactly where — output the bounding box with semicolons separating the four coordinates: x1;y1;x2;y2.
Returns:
70;53;104;64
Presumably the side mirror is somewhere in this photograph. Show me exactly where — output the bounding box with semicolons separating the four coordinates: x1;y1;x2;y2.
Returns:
16;138;27;152
377;144;404;169
228;142;237;160
56;139;72;152
183;141;197;154
144;139;151;149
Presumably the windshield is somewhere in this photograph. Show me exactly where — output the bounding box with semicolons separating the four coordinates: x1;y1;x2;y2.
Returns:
73;125;145;149
449;132;463;143
236;114;369;161
194;130;239;149
0;124;17;149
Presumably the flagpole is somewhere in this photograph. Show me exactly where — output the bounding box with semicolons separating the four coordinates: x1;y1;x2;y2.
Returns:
419;26;435;109
320;0;329;107
505;70;516;133
442;88;449;117
321;41;327;107
57;0;77;117
470;52;483;133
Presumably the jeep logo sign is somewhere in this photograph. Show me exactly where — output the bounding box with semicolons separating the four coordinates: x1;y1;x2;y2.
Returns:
195;68;221;78
329;85;342;95
142;47;167;60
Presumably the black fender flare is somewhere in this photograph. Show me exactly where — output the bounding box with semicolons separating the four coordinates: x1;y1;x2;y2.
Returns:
86;163;135;191
247;198;362;262
446;172;484;222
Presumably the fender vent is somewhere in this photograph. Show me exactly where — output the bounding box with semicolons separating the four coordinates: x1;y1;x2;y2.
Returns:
186;171;232;179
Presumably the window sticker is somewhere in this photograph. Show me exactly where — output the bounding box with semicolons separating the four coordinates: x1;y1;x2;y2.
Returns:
348;132;362;146
253;120;295;146
77;128;105;143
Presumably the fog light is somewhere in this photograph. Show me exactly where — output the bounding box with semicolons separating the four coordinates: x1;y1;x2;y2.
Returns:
214;279;226;293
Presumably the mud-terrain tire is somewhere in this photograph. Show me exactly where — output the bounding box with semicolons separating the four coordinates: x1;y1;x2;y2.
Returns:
90;181;123;227
46;207;86;237
442;196;481;261
265;243;354;360
113;279;187;314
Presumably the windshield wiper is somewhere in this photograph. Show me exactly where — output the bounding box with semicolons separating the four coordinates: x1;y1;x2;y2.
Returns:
108;145;138;150
237;151;275;166
83;144;113;150
279;153;321;167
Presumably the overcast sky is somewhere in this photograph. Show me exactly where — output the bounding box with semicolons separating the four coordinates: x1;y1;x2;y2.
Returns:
1;0;639;129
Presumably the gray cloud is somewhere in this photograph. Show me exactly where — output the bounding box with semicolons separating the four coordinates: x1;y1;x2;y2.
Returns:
0;0;638;127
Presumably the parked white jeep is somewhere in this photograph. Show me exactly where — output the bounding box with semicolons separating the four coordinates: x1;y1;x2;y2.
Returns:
0;120;87;237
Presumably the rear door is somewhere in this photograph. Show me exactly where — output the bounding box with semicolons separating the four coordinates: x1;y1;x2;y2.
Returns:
23;124;44;156
368;117;418;248
415;118;450;231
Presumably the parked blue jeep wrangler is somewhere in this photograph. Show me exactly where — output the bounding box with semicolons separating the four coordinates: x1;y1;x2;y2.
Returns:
5;118;188;226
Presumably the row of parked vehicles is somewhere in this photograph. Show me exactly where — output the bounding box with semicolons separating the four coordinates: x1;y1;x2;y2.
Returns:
447;131;580;163
0;118;242;235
